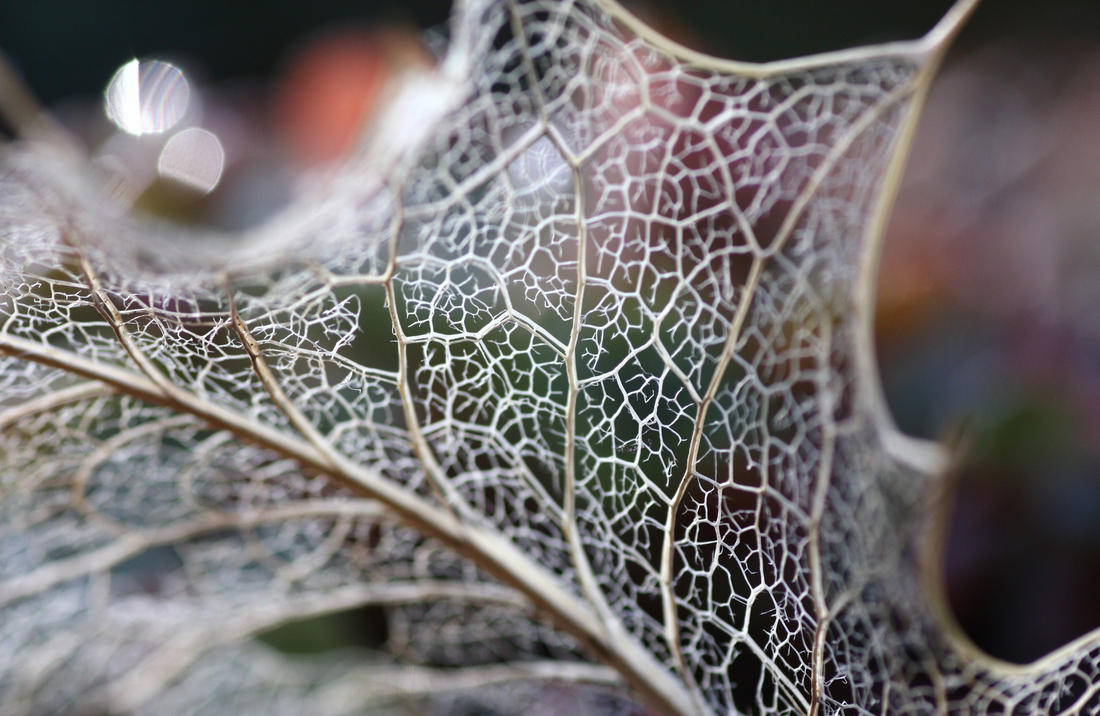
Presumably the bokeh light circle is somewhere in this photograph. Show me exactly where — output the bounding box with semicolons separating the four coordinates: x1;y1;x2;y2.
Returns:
104;59;191;136
157;127;225;193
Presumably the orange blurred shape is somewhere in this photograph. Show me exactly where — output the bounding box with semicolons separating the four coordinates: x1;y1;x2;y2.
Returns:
273;25;431;167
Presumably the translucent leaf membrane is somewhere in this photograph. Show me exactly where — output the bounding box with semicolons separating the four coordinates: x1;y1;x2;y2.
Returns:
10;0;1100;715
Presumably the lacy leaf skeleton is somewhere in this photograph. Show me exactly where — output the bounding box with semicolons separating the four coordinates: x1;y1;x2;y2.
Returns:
5;1;1096;715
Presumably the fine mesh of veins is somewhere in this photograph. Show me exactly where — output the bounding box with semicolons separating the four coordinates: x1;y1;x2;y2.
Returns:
4;0;1100;714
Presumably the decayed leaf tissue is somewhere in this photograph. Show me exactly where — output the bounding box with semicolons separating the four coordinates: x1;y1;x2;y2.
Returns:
6;0;1100;714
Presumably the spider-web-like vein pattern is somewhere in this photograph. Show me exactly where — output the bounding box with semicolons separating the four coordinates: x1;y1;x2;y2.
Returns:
6;0;1100;714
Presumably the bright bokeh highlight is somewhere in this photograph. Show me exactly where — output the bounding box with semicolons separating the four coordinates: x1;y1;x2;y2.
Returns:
157;127;225;193
104;59;191;136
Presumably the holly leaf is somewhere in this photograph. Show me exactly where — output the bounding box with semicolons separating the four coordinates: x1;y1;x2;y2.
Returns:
8;1;1087;715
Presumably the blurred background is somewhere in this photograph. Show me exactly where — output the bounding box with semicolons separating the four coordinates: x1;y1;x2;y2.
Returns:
4;0;1100;669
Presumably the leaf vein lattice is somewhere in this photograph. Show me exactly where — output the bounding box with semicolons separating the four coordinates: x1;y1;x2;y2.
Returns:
5;0;1100;714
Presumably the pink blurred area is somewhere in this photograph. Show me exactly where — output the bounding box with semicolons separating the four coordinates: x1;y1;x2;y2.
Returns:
271;24;432;167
